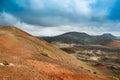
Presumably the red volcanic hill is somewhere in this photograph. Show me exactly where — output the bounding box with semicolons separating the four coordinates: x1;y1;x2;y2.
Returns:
0;26;110;80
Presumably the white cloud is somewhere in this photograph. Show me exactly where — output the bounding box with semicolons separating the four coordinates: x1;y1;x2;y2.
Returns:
73;0;96;16
15;0;96;17
0;12;20;26
16;0;45;11
15;22;120;36
0;12;119;36
11;0;117;27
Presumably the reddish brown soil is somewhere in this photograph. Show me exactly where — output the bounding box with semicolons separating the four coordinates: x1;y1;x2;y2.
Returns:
106;40;120;49
0;26;110;80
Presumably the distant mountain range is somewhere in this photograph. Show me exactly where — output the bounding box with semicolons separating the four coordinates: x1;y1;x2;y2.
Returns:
38;32;120;48
40;32;120;49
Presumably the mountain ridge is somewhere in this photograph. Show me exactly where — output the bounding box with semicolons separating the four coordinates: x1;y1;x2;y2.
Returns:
41;32;119;48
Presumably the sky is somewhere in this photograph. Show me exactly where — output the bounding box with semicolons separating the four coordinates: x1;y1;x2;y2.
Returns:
0;0;120;36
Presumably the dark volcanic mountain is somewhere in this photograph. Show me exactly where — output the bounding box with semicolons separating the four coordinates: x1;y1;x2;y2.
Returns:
42;32;96;44
41;32;118;46
97;33;117;39
95;34;120;48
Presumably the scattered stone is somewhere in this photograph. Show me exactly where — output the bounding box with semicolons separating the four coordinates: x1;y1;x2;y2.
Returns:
9;63;15;66
0;63;4;66
0;61;14;66
3;61;9;66
93;72;97;74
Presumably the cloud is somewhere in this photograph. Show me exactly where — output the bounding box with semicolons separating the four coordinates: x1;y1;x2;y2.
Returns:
0;12;20;26
0;0;120;36
15;0;95;14
0;0;117;25
18;22;120;36
0;0;100;26
91;0;116;19
0;12;119;36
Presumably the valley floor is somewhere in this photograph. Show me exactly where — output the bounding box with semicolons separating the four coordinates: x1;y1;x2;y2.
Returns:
53;43;120;80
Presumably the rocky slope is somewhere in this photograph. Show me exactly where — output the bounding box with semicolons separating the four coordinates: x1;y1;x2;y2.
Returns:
0;26;110;80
